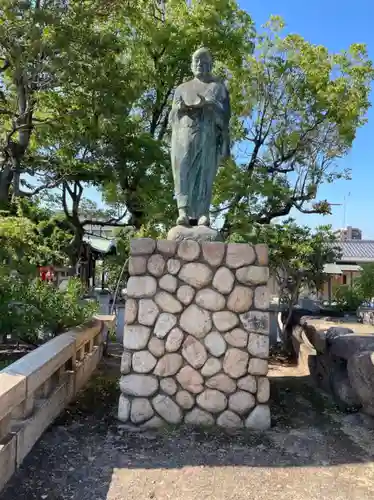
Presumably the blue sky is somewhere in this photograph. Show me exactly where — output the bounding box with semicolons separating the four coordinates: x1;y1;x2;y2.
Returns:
239;0;374;237
87;1;374;236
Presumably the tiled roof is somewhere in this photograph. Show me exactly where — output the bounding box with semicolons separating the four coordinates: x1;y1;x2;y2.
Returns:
339;240;374;262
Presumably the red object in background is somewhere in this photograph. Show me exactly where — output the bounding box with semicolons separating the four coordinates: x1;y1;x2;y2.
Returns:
39;266;54;281
46;270;54;281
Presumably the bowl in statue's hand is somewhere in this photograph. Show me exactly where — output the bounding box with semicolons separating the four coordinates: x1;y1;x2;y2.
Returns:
185;96;204;107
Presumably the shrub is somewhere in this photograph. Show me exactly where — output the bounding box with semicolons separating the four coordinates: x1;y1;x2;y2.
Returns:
334;264;374;312
0;273;98;344
333;285;364;312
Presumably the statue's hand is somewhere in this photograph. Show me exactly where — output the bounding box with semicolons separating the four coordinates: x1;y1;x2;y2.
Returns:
178;98;188;111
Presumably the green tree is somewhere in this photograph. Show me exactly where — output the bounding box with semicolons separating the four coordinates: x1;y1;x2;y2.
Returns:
0;0;145;207
213;17;373;236
0;212;67;273
242;219;341;354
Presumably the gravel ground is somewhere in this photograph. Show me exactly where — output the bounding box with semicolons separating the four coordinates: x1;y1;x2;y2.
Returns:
2;352;374;500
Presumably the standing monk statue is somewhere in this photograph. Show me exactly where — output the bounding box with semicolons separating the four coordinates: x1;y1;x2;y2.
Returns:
169;47;230;227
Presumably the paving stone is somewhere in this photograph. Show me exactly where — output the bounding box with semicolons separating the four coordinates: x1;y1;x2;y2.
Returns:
248;358;268;376
130;238;156;255
224;328;248;348
217;410;243;429
197;389;227;413
154;313;177;339
153;353;183;377
195;288;226;311
206;373;236;394
212;311;239;332
237;375;257;393
236;266;269;285
128;256;147;275
159;274;178;293
180;305;212;339
177;285;195;305
130;398;154;424
254;286;269;310
176;390;195;409
247;333;269;359
147;254;166;277
184;408;214;426
204;331;227;357
124;298;138;325
123;325;151;350
240;310;269;335
148;337;165;357
118;394;131;422
257;377;270;403
167;258;181;275
120;374;158;397
155;291;183;313
132;351;157;373
177;240;200;261
182;336;207;369
201;357;222;377
179;263;213;289
157;240;177;256
127;276;157;298
226;243;255;269
160;378;178;396
212;267;235;294
245;404;271;430
223;348;249;378
227;286;253;313
152;394;183;424
177;366;204;394
120;350;132;374
165;327;184;352
202;242;225;266
138;299;159;327
229;391;256;415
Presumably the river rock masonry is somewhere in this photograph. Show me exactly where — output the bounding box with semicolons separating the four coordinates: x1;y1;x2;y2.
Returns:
118;238;271;430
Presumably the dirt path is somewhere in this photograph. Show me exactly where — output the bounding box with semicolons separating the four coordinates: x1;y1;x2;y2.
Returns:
2;353;374;500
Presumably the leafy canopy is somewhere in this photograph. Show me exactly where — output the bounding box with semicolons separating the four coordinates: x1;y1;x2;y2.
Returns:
213;16;373;235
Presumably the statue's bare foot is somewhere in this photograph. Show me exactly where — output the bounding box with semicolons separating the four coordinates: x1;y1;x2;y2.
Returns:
198;215;210;226
177;214;190;226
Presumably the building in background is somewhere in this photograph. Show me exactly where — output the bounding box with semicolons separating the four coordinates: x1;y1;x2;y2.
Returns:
335;226;362;241
321;240;374;302
82;222;118;240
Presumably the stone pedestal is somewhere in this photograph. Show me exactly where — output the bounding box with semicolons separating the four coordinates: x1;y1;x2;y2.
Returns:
118;237;271;430
167;225;222;242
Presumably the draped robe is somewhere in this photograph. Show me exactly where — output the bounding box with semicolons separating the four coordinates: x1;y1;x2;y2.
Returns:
170;76;230;221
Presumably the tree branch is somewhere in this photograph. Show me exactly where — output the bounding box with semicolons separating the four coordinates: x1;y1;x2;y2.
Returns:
18;177;64;197
81;209;129;228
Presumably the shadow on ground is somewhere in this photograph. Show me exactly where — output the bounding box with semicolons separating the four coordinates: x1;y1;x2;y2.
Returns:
2;348;374;500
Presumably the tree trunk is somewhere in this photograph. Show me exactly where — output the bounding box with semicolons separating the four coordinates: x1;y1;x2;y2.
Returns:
0;167;13;209
68;224;85;268
279;278;302;360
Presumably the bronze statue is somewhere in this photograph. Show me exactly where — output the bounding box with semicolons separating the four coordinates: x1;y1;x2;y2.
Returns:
169;47;230;227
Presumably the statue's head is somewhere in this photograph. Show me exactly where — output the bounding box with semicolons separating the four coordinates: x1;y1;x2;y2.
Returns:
191;47;213;78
